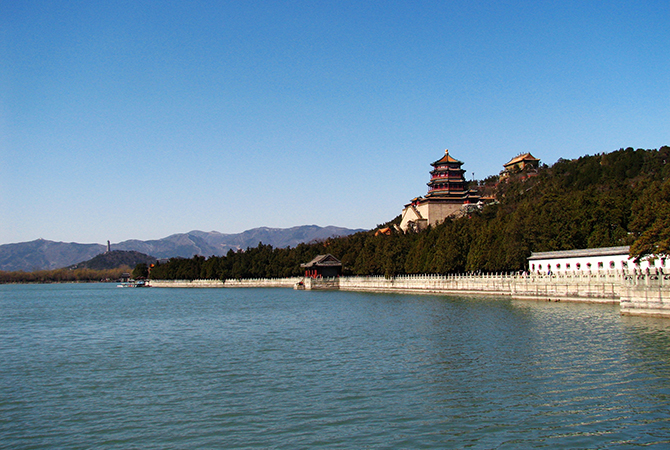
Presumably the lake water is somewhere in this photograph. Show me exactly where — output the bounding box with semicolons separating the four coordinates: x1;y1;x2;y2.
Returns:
2;284;670;449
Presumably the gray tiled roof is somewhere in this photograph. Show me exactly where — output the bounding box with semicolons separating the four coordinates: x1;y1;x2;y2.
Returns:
528;246;630;260
300;254;342;268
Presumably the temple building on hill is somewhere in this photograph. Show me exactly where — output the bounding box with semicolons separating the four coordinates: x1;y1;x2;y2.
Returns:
400;149;480;232
502;153;540;177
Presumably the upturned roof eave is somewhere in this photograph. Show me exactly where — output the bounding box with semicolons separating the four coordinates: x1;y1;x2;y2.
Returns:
431;149;463;166
432;156;463;166
300;254;342;268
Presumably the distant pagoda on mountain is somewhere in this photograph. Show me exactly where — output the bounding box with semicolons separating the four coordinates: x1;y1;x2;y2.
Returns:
400;149;480;232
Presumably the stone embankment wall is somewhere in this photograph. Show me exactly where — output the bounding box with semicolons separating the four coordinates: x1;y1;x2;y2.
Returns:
337;273;620;303
150;278;301;288
150;273;670;317
151;273;622;302
620;276;670;317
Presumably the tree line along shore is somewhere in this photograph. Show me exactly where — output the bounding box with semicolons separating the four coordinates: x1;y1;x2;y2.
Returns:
147;146;670;281
0;267;133;284
3;146;669;284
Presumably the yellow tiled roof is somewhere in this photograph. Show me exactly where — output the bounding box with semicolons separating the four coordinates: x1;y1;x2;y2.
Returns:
433;149;462;165
504;153;539;167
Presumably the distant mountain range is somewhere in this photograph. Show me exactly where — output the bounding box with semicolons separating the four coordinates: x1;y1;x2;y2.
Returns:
0;225;365;272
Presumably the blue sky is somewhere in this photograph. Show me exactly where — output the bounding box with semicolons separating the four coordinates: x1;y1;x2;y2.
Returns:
1;1;668;245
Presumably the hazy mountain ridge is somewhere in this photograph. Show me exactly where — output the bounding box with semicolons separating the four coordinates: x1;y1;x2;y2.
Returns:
0;239;105;272
0;225;365;272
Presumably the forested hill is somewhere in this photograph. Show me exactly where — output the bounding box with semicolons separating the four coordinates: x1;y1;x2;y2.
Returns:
150;147;670;280
69;250;157;271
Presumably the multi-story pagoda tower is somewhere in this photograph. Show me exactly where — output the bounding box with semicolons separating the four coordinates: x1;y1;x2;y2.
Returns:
400;149;480;232
426;149;467;197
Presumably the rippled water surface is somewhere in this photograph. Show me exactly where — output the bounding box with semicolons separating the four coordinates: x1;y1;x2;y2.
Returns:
2;284;670;448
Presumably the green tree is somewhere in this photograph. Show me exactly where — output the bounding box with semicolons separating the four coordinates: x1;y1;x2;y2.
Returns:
630;178;670;260
132;263;149;279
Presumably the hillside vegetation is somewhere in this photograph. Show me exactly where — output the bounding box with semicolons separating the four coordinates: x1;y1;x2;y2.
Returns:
149;147;670;280
69;250;157;271
0;251;155;284
0;267;133;284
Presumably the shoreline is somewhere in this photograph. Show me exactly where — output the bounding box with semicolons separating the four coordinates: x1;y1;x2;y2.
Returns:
149;273;669;317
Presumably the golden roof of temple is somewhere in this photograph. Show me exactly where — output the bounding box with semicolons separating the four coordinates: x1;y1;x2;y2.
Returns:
504;152;540;167
432;149;462;166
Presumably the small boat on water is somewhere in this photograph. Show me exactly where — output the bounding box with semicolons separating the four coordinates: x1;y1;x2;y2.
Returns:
117;280;150;288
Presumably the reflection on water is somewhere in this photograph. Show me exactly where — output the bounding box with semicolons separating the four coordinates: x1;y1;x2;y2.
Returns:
1;284;670;448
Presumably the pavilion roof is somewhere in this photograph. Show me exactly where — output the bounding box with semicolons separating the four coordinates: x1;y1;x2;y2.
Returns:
300;254;342;268
432;149;463;166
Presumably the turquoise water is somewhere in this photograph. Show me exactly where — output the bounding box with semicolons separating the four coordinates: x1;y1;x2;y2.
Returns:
2;284;670;448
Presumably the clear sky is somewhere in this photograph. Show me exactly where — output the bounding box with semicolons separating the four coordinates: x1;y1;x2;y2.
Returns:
1;1;668;245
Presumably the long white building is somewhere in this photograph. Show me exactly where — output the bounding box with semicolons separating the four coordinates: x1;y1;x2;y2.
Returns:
528;246;666;275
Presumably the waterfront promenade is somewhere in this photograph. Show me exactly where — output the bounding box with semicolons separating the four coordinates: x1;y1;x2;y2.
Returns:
150;272;670;318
